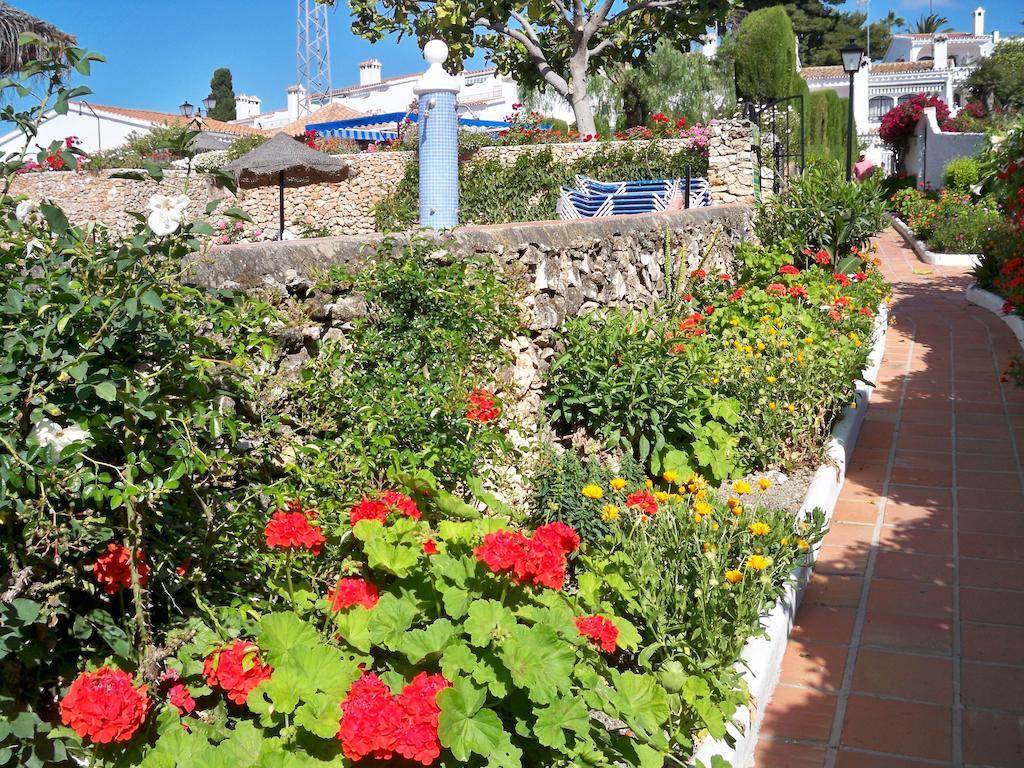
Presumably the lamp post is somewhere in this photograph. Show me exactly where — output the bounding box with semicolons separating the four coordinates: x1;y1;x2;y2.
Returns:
202;94;217;116
840;38;865;182
179;96;217;120
178;100;194;119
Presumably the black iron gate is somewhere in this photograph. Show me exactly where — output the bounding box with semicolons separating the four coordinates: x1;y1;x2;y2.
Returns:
745;94;805;194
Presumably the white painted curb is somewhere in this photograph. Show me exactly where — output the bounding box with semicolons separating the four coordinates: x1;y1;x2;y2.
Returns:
891;215;981;268
691;306;889;768
965;283;1024;349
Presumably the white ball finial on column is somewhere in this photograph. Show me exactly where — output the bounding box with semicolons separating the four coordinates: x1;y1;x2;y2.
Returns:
424;39;448;65
415;39;460;94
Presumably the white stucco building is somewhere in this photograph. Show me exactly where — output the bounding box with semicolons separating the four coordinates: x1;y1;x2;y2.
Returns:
800;7;1003;171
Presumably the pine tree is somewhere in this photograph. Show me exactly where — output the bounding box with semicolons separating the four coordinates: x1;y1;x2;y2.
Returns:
208;67;236;122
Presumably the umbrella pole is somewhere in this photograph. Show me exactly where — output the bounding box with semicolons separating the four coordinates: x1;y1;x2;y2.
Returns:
278;170;285;239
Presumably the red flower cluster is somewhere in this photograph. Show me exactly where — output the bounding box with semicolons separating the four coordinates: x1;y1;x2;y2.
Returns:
422;539;439;555
264;501;326;555
92;542;150;595
879;93;951;145
625;490;659;515
337;671;451;765
474;521;580;590
729;289;744;301
349;489;422;526
834;273;852;287
778;264;801;275
466;389;500;423
60;668;151;744
673;311;707;339
328;577;380;611
996;256;1024;315
159;670;196;716
575;615;619;653
803;247;832;266
766;283;787;296
788;284;808;299
203;640;273;705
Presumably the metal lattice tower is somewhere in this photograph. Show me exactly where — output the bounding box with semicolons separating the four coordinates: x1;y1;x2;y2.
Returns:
296;0;332;116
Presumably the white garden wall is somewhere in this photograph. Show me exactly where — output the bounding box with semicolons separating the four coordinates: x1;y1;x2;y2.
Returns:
905;106;986;191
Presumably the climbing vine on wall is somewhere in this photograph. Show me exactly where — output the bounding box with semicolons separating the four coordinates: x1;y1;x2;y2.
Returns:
373;142;709;231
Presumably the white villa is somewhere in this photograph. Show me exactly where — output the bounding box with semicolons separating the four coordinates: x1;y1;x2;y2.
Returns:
800;6;1004;170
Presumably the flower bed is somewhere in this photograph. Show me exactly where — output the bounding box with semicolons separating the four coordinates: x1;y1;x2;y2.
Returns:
888;187;998;266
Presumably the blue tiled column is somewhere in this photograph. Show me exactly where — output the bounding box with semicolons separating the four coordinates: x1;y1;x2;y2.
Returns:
417;90;459;228
414;40;460;229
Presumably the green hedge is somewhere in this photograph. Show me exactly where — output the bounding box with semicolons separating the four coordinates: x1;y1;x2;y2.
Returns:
805;90;851;165
735;6;800;103
374;142;709;231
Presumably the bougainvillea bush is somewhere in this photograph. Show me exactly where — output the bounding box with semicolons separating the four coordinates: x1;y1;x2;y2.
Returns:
878;93;953;147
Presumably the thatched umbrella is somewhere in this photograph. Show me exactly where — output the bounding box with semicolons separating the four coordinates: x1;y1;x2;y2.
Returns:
0;2;74;75
223;132;353;239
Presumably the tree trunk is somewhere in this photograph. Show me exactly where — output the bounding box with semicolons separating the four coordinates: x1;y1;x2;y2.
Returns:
569;56;597;136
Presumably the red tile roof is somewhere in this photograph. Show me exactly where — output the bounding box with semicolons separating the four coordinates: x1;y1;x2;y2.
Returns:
800;65;844;79
872;61;936;74
275;102;366;136
75;103;262;136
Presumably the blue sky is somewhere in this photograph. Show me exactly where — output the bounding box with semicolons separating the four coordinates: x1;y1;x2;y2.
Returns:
15;0;1024;115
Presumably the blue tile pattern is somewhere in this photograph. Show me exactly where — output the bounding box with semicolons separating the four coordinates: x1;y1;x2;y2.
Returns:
418;91;459;229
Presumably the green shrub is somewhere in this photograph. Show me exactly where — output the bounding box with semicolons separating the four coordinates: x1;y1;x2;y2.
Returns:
374;142;709;230
734;6;799;103
943;156;981;194
975;218;1023;289
226;132;270;160
278;236;521;493
926;196;1004;254
755;159;889;260
82;123;198;170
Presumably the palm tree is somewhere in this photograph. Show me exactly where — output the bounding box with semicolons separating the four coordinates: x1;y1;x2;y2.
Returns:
907;13;952;34
0;1;73;76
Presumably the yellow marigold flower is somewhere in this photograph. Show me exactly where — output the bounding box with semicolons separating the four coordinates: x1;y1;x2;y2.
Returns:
601;505;620;522
803;336;814;345
582;484;604;500
787;404;796;413
645;479;653;489
780;340;790;348
662;470;678;483
757;341;766;351
746;554;770;571
768;327;778;336
730;318;739;326
610;477;627;491
851;401;858;409
780;537;789;546
655;491;669;503
733;340;743;350
695;500;713;516
749;521;772;536
731;505;743;517
725;570;743;584
799;521;810;531
711;522;720;531
693;514;703;523
797;538;809;550
669;493;684;502
733;480;752;495
758;477;772;491
726;497;740;509
768;402;777;410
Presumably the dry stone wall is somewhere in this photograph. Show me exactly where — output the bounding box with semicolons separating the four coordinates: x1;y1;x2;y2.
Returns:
10;120;758;236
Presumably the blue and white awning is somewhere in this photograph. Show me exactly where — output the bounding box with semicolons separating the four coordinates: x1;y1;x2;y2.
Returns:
306;111;511;141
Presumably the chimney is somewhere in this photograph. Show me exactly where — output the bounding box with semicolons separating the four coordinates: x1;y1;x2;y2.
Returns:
933;35;949;69
973;7;985;36
286;85;306;121
359;59;382;86
234;93;262;120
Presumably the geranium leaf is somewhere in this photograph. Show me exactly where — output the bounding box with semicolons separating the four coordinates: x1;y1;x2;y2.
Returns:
533;697;591;751
257;612;320;664
294;692;344;740
608;671;669;741
334;606;372;653
464;599;516;648
439;641;477;681
363;536;420;577
437;679;516;764
398;618;458;663
499;624;575;705
367;593;418;649
470;650;512;698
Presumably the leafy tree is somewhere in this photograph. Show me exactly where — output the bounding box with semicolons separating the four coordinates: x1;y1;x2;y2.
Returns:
735;6;800;102
337;0;734;135
906;13;951;34
965;40;1024;110
208;66;236;121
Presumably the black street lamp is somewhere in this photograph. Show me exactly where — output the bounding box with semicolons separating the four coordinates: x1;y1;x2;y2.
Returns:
202;94;217;115
840;38;865;182
178;100;194;118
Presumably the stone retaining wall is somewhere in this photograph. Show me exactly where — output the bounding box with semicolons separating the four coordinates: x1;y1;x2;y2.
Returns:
10;120;758;236
186;204;755;428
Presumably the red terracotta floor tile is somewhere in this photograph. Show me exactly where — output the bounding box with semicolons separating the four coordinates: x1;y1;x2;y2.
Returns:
881;502;952;529
753;738;827;768
958;510;1024;535
833;751;941;768
959;557;1024;591
760;685;838;742
866;579;953;619
804;574;864;608
885;484;954;508
961;661;1024;713
833;499;880;524
839;695;952;761
779;640;848;691
962;709;1024;768
822;522;875;549
873;551;954;586
961;622;1024;666
813;545;870;576
961;587;1024;626
958;488;1024;511
958;532;1024;562
877;525;953;556
851;648;952;704
958;468;1023;489
861;612;953;655
791;605;857;646
956;437;1015;456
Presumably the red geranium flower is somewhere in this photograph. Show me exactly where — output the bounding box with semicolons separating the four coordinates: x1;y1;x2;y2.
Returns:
168;683;196;716
766;283;787;296
814;250;832;266
575;615;619;653
60;667;151;744
834;273;852;287
626;490;659;515
328;577;379;611
350;497;388;525
92;542;150;595
474;529;528;573
264;504;325;555
778;264;801;275
422;539;438;555
690;268;707;281
203;640;273;705
395;672;452;764
859;306;874;317
729;289;744;301
466;389;500;423
350;490;421;526
474;522;579;590
532;521;581;553
788;284;808;299
381;490;421;520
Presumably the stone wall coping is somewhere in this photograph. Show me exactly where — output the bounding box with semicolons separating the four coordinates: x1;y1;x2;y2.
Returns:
184;203;753;289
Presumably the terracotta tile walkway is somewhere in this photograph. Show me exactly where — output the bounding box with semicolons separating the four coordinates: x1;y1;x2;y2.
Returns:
755;229;1024;768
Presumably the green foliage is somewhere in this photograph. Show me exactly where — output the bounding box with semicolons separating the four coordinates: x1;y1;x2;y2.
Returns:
226;133;270;160
806;90;852;164
374;142;708;230
755;159;890;260
82;123;200;170
277;236;520;491
966;40;1024;110
897;189;1004;255
208;67;236;121
943;156;981;194
735;6;800;103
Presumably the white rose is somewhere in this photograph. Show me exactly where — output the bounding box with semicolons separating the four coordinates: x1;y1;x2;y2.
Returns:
28;417;90;459
146;193;190;236
147;208;181;236
15;199;36;223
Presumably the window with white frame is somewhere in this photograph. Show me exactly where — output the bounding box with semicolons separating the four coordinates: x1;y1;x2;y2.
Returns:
869;96;894;121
